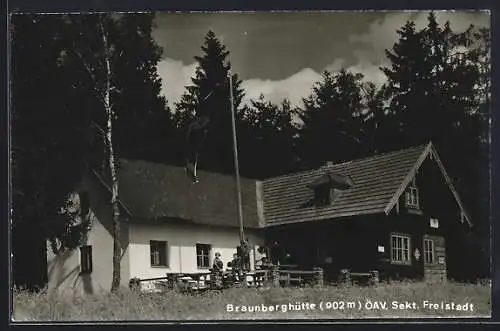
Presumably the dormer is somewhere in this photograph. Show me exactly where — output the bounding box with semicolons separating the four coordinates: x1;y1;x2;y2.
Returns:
307;171;354;207
313;185;337;206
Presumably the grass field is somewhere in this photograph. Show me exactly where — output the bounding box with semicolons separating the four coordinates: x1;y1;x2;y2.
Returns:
12;281;491;321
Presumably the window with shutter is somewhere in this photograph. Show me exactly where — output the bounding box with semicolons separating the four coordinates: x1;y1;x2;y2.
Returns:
80;245;93;274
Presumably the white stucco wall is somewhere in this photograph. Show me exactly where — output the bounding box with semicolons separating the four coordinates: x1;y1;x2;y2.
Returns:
46;173;131;294
128;222;264;279
47;174;265;289
46;211;131;294
47;217;265;292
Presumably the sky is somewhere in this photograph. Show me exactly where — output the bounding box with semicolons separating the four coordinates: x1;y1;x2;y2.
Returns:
152;11;490;108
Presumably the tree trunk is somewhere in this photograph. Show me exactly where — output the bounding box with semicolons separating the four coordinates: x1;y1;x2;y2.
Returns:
100;18;121;292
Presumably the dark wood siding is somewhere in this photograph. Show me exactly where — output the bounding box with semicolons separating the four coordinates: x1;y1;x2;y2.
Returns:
377;212;425;280
264;150;470;283
265;216;383;281
377;156;465;281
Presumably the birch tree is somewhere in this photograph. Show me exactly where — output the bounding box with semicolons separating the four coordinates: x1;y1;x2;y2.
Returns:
66;14;122;291
99;17;122;292
11;13;169;290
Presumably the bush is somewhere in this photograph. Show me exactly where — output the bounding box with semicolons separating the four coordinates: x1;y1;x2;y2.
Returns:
128;278;141;290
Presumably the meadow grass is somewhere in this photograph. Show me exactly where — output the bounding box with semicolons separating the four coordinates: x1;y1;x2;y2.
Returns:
12;280;491;321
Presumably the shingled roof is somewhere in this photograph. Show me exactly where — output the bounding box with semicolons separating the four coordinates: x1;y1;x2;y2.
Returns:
91;143;470;230
102;159;263;228
262;142;471;227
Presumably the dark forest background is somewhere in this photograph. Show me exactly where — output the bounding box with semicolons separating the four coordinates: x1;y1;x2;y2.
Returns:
10;12;491;289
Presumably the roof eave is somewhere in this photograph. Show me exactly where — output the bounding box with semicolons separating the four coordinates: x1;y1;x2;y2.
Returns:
264;207;387;227
90;168;134;218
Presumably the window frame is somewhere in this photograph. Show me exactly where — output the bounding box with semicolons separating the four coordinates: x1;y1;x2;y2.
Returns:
423;239;435;264
405;178;419;209
150;240;169;267
196;243;212;269
429;217;439;229
80;245;93;274
390;234;411;265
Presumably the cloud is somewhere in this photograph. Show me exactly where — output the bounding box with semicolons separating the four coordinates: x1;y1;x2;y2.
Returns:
241;57;389;108
346;11;490;92
157;58;197;108
241;68;322;107
347;62;387;88
350;11;490;64
157;11;490;109
158;59;384;109
159;62;324;109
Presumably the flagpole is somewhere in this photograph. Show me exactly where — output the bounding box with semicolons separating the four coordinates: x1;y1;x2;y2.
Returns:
228;70;245;246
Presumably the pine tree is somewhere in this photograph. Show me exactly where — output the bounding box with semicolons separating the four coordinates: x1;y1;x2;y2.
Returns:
11;14;93;289
382;12;486;157
381;20;429;147
11;13;170;290
239;95;298;178
381;12;491;278
297;69;369;168
175;31;245;174
382;12;488;195
360;82;398;153
108;14;172;162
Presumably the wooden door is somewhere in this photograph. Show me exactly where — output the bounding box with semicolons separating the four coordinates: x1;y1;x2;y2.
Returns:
423;235;447;282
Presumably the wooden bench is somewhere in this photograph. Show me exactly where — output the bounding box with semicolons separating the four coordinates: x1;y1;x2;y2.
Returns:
350;272;372;284
341;270;379;285
176;272;212;293
278;269;322;286
249;270;271;287
279;273;304;286
350;272;372;277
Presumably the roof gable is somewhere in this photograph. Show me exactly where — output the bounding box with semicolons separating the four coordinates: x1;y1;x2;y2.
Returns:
384;142;472;226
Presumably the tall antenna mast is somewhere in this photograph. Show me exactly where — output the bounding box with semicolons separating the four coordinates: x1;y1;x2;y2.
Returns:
228;70;245;245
